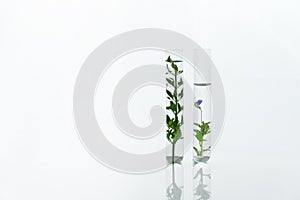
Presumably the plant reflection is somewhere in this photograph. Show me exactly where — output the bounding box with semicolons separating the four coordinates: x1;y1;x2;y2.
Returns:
167;181;182;200
166;159;183;200
194;168;211;200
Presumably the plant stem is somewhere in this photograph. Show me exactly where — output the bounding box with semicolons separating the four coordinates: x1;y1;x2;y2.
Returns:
172;143;175;183
200;141;203;157
199;106;203;156
199;106;203;123
172;69;178;183
174;70;178;122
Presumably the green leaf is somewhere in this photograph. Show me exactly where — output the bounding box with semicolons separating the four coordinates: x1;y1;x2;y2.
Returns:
193;129;200;134
172;129;179;142
166;56;182;63
173;60;182;62
181;115;184;125
166;78;175;87
171;63;178;71
204;146;211;152
194;122;201;127
166;64;173;74
166;90;173;99
167;101;177;113
166;115;171;124
175;129;182;142
194;83;211;86
196;134;204;142
178;78;183;86
178;89;183;100
166;56;172;63
167;131;173;142
177;103;182;113
193;147;200;156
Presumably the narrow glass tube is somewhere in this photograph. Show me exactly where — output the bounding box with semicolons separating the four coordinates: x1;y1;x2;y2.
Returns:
165;55;184;200
192;49;212;200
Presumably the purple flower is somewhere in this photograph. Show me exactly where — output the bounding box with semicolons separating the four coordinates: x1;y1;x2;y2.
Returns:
196;99;203;106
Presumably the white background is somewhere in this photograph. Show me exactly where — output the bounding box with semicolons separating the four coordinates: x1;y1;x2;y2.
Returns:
1;0;300;199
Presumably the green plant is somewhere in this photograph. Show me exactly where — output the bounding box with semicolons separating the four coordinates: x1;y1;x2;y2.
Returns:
193;100;211;158
193;121;211;157
166;56;184;165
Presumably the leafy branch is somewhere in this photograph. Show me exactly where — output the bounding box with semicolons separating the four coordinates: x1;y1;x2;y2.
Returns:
193;121;211;157
166;56;183;165
193;98;211;160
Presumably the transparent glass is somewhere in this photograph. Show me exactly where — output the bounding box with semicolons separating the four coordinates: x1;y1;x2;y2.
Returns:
165;56;184;200
192;49;212;200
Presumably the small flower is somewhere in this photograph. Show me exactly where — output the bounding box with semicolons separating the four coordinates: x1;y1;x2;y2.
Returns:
196;99;203;106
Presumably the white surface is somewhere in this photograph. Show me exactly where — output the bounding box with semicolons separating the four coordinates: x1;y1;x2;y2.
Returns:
1;0;300;199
